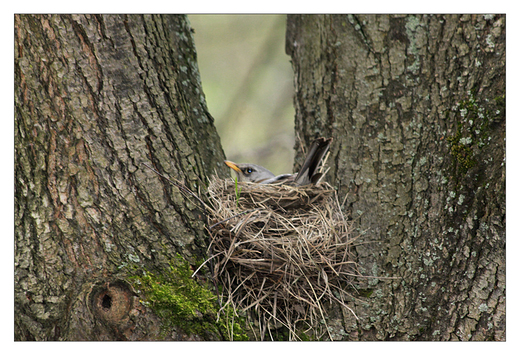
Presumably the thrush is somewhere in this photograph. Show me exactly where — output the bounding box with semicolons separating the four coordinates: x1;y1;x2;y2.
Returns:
224;137;332;186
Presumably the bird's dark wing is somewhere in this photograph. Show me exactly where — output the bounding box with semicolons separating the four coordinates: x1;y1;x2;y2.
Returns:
261;173;295;185
293;137;332;186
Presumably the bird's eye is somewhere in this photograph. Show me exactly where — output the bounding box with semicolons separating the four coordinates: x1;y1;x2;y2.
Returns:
245;167;253;174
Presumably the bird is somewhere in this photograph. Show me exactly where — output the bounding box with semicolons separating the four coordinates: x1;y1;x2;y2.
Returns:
224;137;332;186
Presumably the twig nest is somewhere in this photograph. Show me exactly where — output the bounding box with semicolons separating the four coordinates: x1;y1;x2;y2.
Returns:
222;180;333;210
206;178;358;340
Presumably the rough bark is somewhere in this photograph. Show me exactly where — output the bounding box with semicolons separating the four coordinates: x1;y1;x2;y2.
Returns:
287;14;505;341
15;14;227;340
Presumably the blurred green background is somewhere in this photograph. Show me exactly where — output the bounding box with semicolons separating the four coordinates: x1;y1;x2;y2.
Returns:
189;15;295;175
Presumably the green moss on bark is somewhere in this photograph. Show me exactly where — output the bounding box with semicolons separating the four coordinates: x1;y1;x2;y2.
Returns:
130;255;249;340
446;93;504;191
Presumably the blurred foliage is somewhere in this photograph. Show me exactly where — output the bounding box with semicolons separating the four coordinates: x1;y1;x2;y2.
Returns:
189;15;295;175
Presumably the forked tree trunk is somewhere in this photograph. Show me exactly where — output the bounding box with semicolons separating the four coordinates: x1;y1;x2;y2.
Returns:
15;14;506;341
15;14;227;340
287;14;505;340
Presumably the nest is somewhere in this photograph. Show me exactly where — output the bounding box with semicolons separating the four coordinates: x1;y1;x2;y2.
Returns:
205;178;360;340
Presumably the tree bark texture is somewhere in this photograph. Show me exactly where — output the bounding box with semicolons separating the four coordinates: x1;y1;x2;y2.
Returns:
286;14;505;340
15;14;227;340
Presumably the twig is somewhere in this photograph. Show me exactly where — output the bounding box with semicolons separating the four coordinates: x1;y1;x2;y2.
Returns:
142;162;208;211
209;209;258;230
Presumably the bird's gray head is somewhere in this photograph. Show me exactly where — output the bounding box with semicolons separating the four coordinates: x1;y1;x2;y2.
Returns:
224;161;275;183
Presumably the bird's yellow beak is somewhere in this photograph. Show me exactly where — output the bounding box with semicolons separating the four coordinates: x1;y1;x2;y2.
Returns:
224;160;241;173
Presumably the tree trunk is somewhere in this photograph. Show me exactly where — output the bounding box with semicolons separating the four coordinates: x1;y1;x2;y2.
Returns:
286;14;505;340
15;14;227;340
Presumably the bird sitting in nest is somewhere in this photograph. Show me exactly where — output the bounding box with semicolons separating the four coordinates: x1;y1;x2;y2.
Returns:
225;137;332;186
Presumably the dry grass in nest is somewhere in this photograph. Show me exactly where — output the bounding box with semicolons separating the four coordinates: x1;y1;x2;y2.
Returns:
205;178;361;341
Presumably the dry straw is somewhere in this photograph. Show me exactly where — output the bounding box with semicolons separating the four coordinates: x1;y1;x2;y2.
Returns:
205;178;361;340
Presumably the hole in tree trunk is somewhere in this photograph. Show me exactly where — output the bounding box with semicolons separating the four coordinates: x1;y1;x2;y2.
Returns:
89;280;135;325
101;293;112;309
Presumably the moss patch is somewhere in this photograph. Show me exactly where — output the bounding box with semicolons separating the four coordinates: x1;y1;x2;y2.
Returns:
357;288;374;298
446;93;504;190
131;255;249;340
